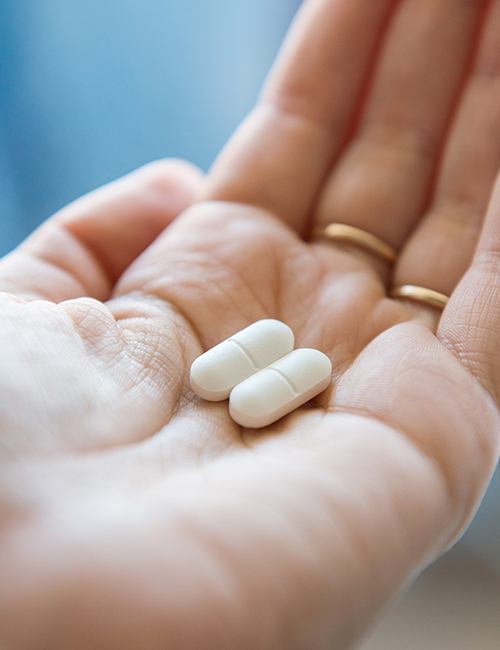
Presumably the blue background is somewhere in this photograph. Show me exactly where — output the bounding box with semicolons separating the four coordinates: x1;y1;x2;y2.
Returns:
0;0;299;253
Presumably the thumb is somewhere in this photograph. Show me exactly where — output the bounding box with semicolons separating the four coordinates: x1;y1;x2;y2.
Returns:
0;159;203;302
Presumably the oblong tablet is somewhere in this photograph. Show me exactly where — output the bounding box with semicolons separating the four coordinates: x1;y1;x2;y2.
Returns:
190;319;294;401
229;348;332;428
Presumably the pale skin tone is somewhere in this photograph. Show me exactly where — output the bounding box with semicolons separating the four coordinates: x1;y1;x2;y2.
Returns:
1;0;500;647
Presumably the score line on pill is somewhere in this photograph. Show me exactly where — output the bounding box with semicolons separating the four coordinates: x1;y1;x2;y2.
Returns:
190;319;294;401
190;319;332;429
229;348;332;428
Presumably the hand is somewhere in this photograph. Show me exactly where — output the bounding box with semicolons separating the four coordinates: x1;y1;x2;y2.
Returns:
1;1;500;648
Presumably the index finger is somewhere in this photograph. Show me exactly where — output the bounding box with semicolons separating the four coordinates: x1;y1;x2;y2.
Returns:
204;0;399;232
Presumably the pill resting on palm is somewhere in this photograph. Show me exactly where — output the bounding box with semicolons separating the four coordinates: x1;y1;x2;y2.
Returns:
229;348;332;428
190;319;294;401
190;320;332;428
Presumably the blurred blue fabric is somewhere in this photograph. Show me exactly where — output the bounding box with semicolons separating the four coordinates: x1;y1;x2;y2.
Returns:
0;0;299;254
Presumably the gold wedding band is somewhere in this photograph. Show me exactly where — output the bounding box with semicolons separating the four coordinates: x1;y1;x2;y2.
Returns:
391;285;449;311
312;223;397;264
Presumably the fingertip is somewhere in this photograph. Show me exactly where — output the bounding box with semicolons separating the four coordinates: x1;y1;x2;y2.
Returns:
133;158;205;209
0;160;204;302
58;159;205;285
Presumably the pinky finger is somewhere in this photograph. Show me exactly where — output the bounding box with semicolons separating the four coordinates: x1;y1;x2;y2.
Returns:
439;171;500;405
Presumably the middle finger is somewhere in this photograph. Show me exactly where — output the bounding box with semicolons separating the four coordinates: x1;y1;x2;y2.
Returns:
394;0;500;297
313;0;486;259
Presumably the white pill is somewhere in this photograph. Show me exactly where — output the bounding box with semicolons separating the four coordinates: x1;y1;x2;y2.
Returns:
190;319;294;401
229;348;332;428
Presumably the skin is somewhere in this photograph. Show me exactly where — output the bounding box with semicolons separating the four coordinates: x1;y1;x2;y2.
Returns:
1;0;500;647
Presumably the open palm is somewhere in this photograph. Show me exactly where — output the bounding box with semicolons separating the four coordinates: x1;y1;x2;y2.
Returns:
1;1;500;648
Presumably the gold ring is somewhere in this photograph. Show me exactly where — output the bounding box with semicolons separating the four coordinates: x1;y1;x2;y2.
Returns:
312;223;397;264
391;285;449;311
